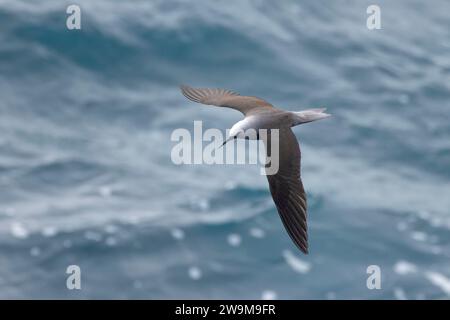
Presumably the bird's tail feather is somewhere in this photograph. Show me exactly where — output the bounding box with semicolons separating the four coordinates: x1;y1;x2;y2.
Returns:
291;108;331;126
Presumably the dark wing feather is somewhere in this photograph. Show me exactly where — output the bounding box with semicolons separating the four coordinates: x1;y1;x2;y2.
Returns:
265;128;308;254
180;85;273;115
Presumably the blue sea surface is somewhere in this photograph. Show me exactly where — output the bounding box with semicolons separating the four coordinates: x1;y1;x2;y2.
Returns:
0;0;449;299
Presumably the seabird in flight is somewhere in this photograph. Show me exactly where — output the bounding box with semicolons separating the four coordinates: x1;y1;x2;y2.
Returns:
180;85;330;254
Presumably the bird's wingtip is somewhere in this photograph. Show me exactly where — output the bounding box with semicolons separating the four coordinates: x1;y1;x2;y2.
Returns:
180;85;195;100
299;244;309;254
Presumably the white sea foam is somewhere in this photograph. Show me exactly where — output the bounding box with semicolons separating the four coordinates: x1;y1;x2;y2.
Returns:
393;261;418;275
227;234;242;247
282;250;311;274
10;222;29;239
411;231;427;242
41;226;58;237
261;290;277;300
99;186;113;197
197;199;210;211
188;267;202;280
425;271;450;296
249;228;265;238
171;228;185;240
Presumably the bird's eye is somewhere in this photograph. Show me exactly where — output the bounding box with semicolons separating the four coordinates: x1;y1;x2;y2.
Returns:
234;136;237;139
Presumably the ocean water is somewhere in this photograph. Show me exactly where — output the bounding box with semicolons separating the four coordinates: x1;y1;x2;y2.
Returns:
0;0;449;299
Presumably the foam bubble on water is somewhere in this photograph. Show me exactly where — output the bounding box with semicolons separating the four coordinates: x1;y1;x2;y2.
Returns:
42;226;58;237
105;236;117;246
411;231;427;242
227;234;242;247
10;222;29;239
282;250;311;274
30;247;41;257
249;228;265;238
84;231;102;242
189;196;210;211
261;290;277;300
188;266;202;280
393;287;407;300
171;228;185;240
425;271;450;296
393;260;418;275
99;186;113;197
198;199;209;211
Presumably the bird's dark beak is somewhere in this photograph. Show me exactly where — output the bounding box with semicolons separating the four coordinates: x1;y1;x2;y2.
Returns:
218;136;234;149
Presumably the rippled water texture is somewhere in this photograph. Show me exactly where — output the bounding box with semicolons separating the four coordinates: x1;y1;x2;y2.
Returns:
0;0;449;299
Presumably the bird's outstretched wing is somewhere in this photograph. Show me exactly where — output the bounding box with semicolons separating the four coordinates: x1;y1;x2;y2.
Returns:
180;85;274;116
265;127;308;254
